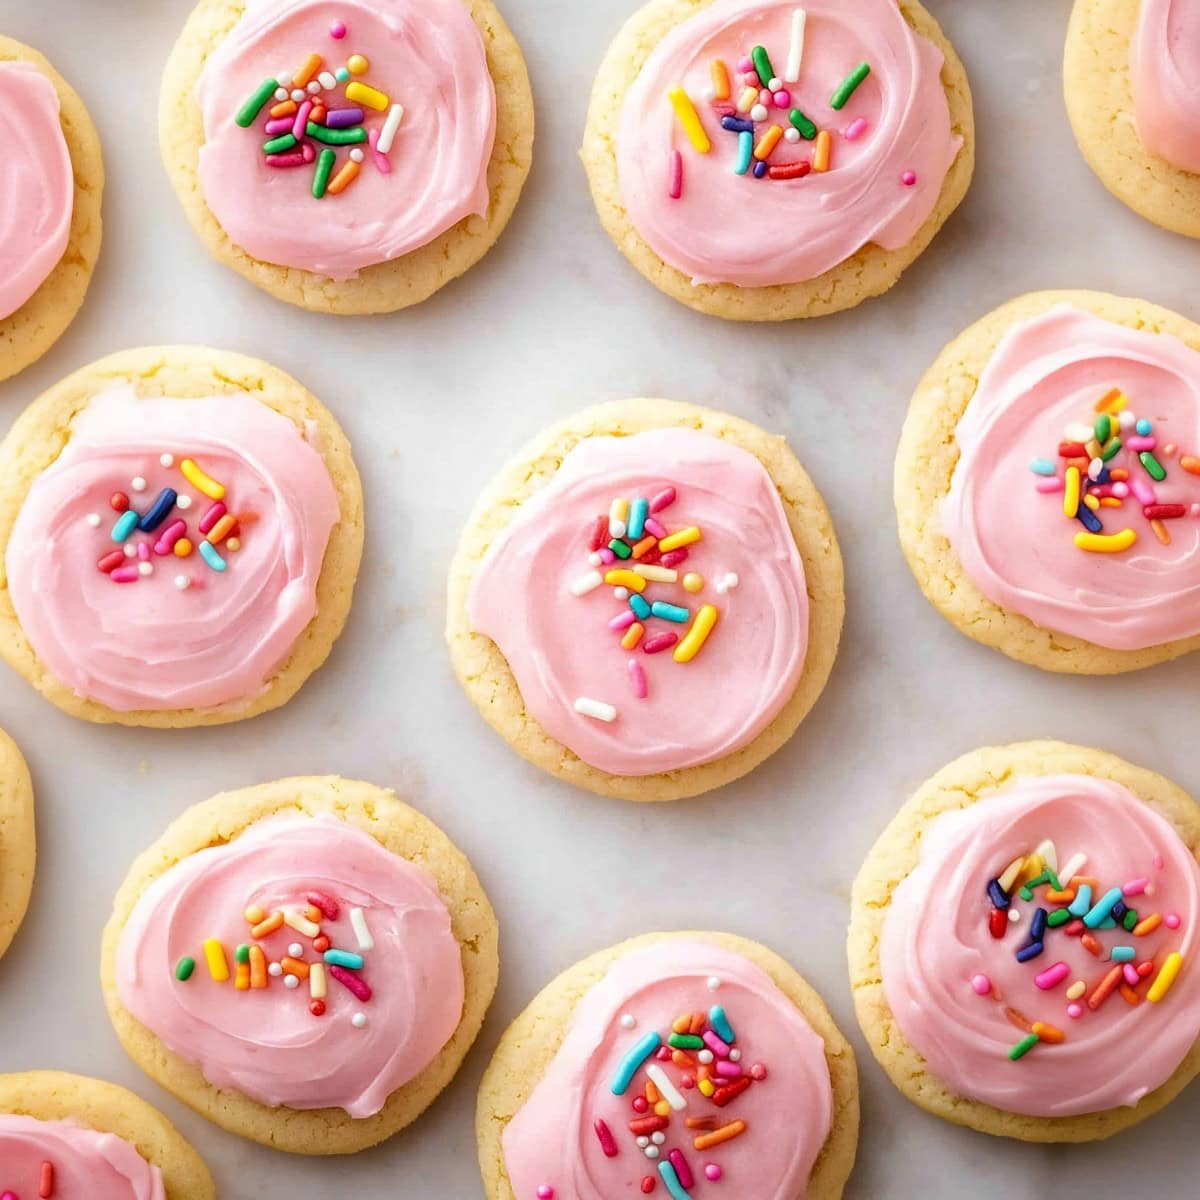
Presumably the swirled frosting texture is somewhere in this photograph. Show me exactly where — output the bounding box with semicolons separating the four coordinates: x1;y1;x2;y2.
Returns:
503;941;833;1198
116;815;465;1117
881;775;1200;1117
196;0;496;279
466;429;808;776
0;1115;164;1200
1132;0;1200;172
942;306;1200;651
5;386;339;712
0;63;73;321
617;0;960;286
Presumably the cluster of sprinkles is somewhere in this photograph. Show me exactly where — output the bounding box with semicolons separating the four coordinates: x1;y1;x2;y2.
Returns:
535;980;767;1198
972;838;1186;1061
569;487;732;723
87;453;250;590
664;8;913;195
174;890;375;1029
1;1160;55;1200
233;18;404;198
1029;386;1200;552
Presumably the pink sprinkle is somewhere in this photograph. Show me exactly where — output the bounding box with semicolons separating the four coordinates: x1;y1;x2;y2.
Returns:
714;1060;742;1078
649;487;676;513
1066;1003;1083;1019
154;520;186;555
741;72;758;88
772;89;790;107
1130;477;1157;505
1154;854;1165;869
970;973;992;996
1192;503;1200;517
702;1030;730;1058
137;542;151;561
368;127;392;174
643;632;679;654
1123;963;1140;986
628;659;648;699
633;1095;648;1112
266;146;315;168
609;610;638;631
328;964;371;1002
669;1150;694;1190
537;1188;554;1200
594;1118;619;1158
660;548;689;568
199;502;227;535
758;88;771;104
1112;481;1130;498
306;890;339;920
901;169;917;186
330;19;347;38
845;117;868;140
737;55;754;73
1166;913;1181;929
668;149;683;200
1034;961;1070;990
1126;435;1157;452
110;566;139;583
598;548;616;565
680;1074;696;1089
1122;878;1148;896
655;1046;673;1061
293;99;313;140
644;517;668;538
1035;477;1064;493
749;1062;767;1081
705;1165;723;1182
712;102;736;117
264;116;295;135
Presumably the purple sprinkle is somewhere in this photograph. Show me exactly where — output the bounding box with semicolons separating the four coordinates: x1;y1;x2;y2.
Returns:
324;107;365;129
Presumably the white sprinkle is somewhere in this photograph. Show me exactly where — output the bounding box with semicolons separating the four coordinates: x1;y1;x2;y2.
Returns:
784;8;807;82
619;1014;636;1030
284;974;299;989
645;1064;686;1111
698;1049;714;1064
124;544;137;558
177;495;192;510
1035;839;1059;874
588;552;602;566
350;147;365;163
707;976;721;991
570;570;604;597
86;513;101;528
784;126;801;143
138;562;153;577
306;79;321;93
350;907;374;951
274;87;288;101
376;102;405;154
275;70;293;87
750;103;768;122
318;71;337;90
650;1131;666;1145
614;587;629;601
283;909;320;938
131;476;147;492
644;1146;660;1160
609;519;627;540
159;453;174;468
1118;410;1137;432
1088;457;1103;481
574;697;617;722
174;575;190;590
1008;908;1021;922
268;962;283;977
702;85;715;101
1058;852;1087;882
352;1012;368;1029
729;1048;742;1062
636;1136;649;1148
632;564;677;583
1065;422;1094;444
715;572;740;594
288;942;303;958
291;88;306;102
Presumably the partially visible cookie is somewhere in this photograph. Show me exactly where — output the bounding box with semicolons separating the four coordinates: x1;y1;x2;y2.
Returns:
160;0;533;313
581;0;974;320
0;727;34;962
849;740;1200;1141
447;398;844;801
101;775;499;1155
478;931;859;1200
0;345;364;725
896;289;1200;674
0;36;103;381
0;1070;214;1199
1064;0;1200;237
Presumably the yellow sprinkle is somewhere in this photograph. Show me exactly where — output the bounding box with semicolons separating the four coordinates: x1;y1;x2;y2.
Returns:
610;497;630;527
1095;388;1128;414
203;938;229;983
621;622;645;651
813;129;832;172
698;1077;716;1097
1017;853;1045;886
604;569;647;593
658;526;702;553
1083;493;1100;511
309;961;327;1000
753;124;783;160
1065;980;1086;1001
997;856;1025;893
654;1100;671;1117
632;564;677;583
345;80;389;111
283;909;320;938
668;86;711;153
1063;466;1080;516
1085;439;1102;459
173;537;193;558
735;86;758;114
1074;529;1138;554
180;458;226;501
1147;952;1183;1002
682;572;704;594
674;604;718;663
244;905;265;925
710;59;731;101
347;53;369;75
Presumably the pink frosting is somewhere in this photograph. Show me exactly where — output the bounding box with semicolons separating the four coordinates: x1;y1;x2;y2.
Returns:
116;814;465;1118
503;940;833;1199
466;429;809;776
0;63;72;321
0;1115;164;1200
617;0;961;287
881;774;1200;1117
1132;0;1200;173
942;306;1200;651
196;0;496;279
5;386;339;712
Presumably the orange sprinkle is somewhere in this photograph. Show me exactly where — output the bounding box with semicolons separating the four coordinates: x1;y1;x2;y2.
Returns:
1087;965;1124;1010
292;52;323;87
326;159;361;195
208;514;238;545
689;1012;707;1035
1081;933;1103;957
1070;876;1100;889
234;960;250;991
685;1116;720;1131
645;1080;659;1104
1180;455;1200;476
753;124;783;160
1004;1006;1033;1032
709;59;731;101
1045;888;1075;903
244;905;265;925
672;1014;692;1035
631;536;658;559
1095;387;1126;413
1119;984;1142;1006
249;945;267;989
1109;468;1130;481
310;103;326;124
269;99;297;118
621;622;645;651
671;1049;694;1068
1133;913;1163;936
813;128;832;171
1031;1021;1065;1044
1098;497;1123;508
654;1100;671;1117
693;1119;748;1151
1151;518;1171;545
304;903;322;924
281;956;310;979
250;912;284;939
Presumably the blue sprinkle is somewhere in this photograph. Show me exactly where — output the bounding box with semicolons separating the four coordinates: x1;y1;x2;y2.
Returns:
1030;907;1048;941
324;949;364;969
709;1005;735;1044
721;115;754;133
627;497;648;541
986;879;1009;909
733;129;753;175
1015;941;1044;963
629;594;651;619
111;510;139;543
198;540;226;573
1111;946;1136;963
137;488;177;533
1083;887;1125;929
1136;418;1152;436
752;160;768;177
1098;916;1118;930
335;66;350;82
658;1161;692;1200
611;1031;660;1095
1068;885;1093;917
1029;458;1056;476
1076;503;1103;534
650;601;690;623
1111;900;1128;920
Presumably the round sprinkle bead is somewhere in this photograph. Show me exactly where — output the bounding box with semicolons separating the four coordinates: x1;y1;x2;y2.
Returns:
347;53;369;74
352;1013;368;1029
310;999;326;1016
307;79;321;94
705;1165;723;1182
1067;1003;1083;1019
750;103;768;122
785;126;801;143
176;494;192;510
1166;913;1182;929
350;147;365;163
291;88;306;102
682;572;703;593
268;962;283;977
614;587;629;601
728;1048;741;1062
632;1096;648;1113
86;513;101;528
749;1062;768;1080
650;1132;665;1145
131;476;147;492
124;544;137;558
698;1049;714;1064
645;1146;660;1160
738;55;753;72
641;1180;656;1195
901;170;917;186
619;1013;636;1029
537;1189;554;1200
335;66;350;82
636;1136;649;1148
160;453;174;467
138;562;154;577
288;943;303;957
707;975;721;991
330;19;347;37
174;574;192;591
226;537;241;552
1137;418;1153;435
110;491;129;511
284;975;299;990
773;90;790;107
1008;908;1020;922
274;87;288;101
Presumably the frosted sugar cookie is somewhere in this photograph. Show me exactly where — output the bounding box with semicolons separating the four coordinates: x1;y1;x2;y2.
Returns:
0;726;34;963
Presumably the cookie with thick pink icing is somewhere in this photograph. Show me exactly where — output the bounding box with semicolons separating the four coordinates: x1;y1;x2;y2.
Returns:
0;37;103;382
1065;0;1200;237
0;346;364;725
478;933;859;1200
897;290;1200;674
101;775;499;1155
850;741;1200;1141
582;0;973;320
447;399;845;801
161;0;533;313
0;1071;214;1200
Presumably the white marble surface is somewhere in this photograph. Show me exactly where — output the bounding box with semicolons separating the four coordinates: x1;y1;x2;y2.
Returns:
1;0;1198;1195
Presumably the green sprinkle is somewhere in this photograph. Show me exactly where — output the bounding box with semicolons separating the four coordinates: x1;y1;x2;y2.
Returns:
1100;437;1123;461
1046;908;1072;928
235;943;251;964
609;538;632;560
1140;450;1166;481
312;148;336;199
788;108;817;140
175;957;195;982
1008;1033;1039;1061
235;78;278;128
1123;909;1139;930
751;45;775;87
1019;870;1061;902
830;62;871;111
1095;414;1111;443
263;132;298;155
306;122;368;145
668;1033;705;1050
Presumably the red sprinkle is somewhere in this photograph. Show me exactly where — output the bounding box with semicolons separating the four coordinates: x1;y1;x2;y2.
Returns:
749;1062;768;1081
110;491;129;512
1143;503;1187;520
988;908;1007;939
632;1096;649;1113
711;1076;751;1107
642;632;679;654
309;999;326;1016
768;160;812;180
97;550;126;574
1063;919;1085;936
306;890;339;920
594;1118;619;1157
659;548;689;568
641;1177;657;1195
587;515;609;551
313;935;331;953
1058;442;1089;458
629;1115;669;1135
